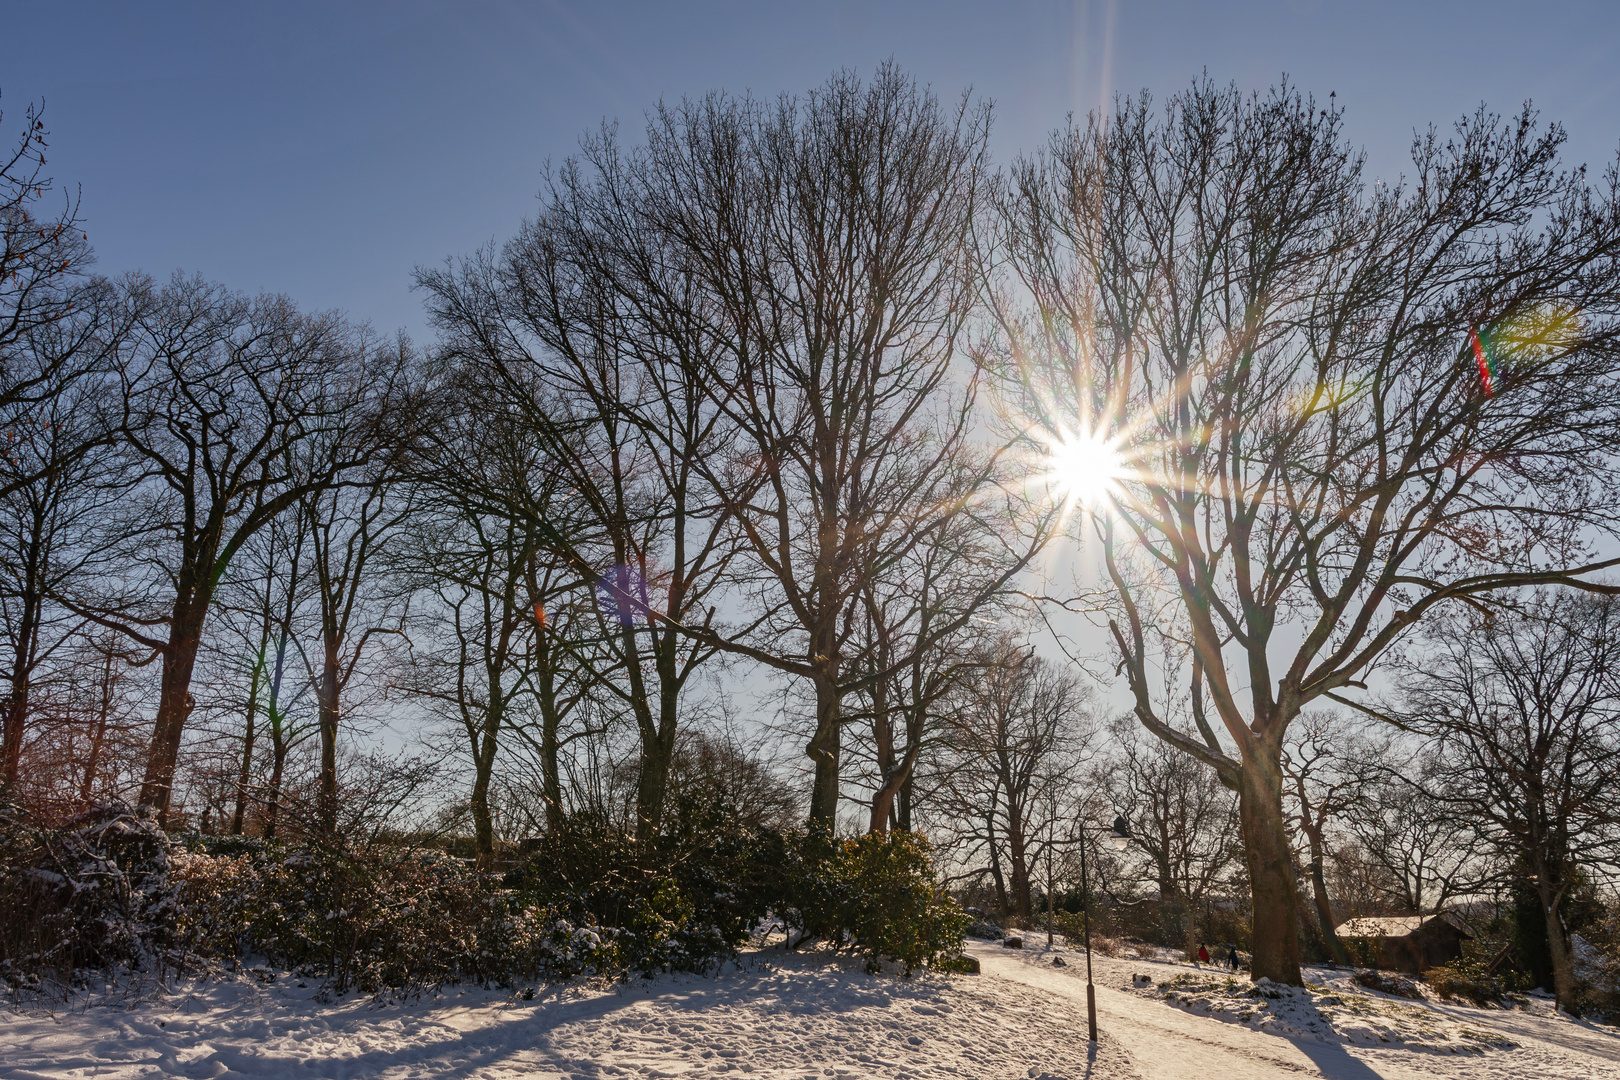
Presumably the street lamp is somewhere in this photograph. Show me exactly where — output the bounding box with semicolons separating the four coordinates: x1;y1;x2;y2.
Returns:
1077;811;1133;1042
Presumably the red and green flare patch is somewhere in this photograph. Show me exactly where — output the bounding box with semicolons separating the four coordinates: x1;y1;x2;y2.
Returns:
1469;323;1501;398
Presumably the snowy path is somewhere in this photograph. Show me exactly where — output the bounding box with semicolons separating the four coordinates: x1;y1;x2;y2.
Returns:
970;939;1620;1080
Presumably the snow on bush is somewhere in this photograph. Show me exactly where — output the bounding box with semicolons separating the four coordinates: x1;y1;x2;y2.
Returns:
3;805;970;997
0;801;184;992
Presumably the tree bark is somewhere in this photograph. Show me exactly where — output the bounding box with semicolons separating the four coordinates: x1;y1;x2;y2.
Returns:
1240;748;1303;985
1535;860;1579;1012
807;669;841;827
229;652;263;835
139;592;209;823
79;646;117;805
469;706;501;870
262;739;287;840
316;637;341;837
0;582;39;785
535;633;567;834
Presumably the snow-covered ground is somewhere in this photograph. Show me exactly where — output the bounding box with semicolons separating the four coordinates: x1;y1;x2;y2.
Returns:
3;940;1618;1079
977;937;1620;1079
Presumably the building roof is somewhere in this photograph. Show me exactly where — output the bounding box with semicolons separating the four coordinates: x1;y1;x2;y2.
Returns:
1336;912;1472;939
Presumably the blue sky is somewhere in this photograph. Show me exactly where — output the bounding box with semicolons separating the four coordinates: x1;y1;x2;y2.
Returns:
7;0;1620;338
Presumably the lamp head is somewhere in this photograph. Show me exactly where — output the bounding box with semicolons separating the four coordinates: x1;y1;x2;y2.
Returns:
1109;814;1132;851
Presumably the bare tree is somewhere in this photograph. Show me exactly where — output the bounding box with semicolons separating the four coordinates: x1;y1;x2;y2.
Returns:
1334;750;1487;917
299;337;418;836
77;275;384;823
1397;592;1620;1010
0;93;102;435
1105;717;1242;943
401;367;606;864
0;357;125;784
932;641;1093;920
843;462;1029;834
1280;712;1382;963
989;80;1620;982
643;65;1054;826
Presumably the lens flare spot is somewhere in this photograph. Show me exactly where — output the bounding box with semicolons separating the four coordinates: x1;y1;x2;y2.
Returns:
1043;426;1125;513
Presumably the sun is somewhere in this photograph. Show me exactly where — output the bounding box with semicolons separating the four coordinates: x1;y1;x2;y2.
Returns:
1042;426;1125;514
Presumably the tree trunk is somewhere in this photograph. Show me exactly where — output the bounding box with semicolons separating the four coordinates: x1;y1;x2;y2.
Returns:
807;669;841;827
632;636;679;844
869;743;922;837
1240;748;1303;985
1;609;35;785
1536;867;1579;1012
986;825;1010;919
230;651;265;835
470;706;500;870
316;637;341;837
537;662;566;834
139;593;210;824
1007;813;1032;920
230;698;258;836
228;667;259;835
1;673;26;785
262;739;288;839
79;647;117;805
1305;833;1351;965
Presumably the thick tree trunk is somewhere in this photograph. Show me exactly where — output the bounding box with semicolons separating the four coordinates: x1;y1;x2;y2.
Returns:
139;595;209;824
1006;809;1032;920
1240;748;1303;985
1536;869;1579;1012
316;637;341;837
806;670;841;827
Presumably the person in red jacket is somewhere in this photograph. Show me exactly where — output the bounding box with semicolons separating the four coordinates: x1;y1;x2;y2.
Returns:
1197;943;1210;966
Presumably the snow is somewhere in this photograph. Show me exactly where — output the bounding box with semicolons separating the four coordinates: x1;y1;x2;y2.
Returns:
4;939;1618;1079
976;938;1620;1079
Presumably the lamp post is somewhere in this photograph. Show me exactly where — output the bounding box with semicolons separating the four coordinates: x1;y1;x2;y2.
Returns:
1077;811;1133;1043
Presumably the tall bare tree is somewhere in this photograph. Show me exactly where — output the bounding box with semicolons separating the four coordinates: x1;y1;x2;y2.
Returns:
990;81;1620;982
77;275;382;823
638;65;1051;825
1398;592;1620;1011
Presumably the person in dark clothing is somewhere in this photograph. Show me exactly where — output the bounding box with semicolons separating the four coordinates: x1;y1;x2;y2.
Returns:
1226;945;1240;971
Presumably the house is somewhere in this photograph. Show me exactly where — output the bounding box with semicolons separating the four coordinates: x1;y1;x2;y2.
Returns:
1335;912;1473;974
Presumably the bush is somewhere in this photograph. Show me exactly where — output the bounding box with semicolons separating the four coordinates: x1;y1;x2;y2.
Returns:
785;828;967;975
0;801;181;991
505;803;790;977
174;842;560;994
1424;961;1506;1007
3;799;966;994
1354;968;1424;999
